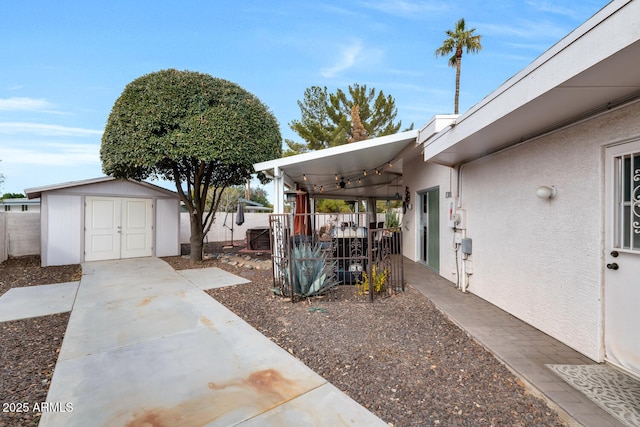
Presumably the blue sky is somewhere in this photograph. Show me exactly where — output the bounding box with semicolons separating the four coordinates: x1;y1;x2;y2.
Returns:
0;0;607;196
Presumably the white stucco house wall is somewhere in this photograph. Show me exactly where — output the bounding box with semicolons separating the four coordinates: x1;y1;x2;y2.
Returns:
256;0;640;379
25;177;180;267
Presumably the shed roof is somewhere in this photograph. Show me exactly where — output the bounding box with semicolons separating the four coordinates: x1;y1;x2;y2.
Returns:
25;176;178;200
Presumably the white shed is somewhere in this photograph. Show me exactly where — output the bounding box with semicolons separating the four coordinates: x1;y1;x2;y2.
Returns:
25;177;180;267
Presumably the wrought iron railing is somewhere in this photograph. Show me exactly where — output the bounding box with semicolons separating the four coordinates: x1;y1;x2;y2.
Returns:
269;212;404;302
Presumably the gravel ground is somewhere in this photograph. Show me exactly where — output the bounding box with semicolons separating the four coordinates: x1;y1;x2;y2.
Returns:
0;256;80;427
0;251;564;426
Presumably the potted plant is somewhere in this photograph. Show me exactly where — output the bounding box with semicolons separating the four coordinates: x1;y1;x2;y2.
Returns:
385;209;401;230
384;209;402;254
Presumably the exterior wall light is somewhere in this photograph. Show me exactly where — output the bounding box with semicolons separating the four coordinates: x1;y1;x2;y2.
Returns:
536;185;557;199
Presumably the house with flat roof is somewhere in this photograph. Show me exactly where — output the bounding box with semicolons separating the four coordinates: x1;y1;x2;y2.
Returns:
255;0;640;379
1;197;40;212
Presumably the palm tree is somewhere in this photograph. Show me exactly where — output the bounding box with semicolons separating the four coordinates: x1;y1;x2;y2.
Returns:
435;18;482;114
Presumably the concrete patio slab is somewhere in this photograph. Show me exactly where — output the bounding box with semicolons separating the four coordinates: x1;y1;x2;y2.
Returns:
45;324;328;426
73;259;195;309
0;281;79;323
240;382;386;426
41;257;386;427
178;267;251;290
58;288;215;360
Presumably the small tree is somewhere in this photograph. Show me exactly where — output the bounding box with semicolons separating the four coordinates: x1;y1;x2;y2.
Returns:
435;18;482;114
315;199;351;213
286;84;411;156
211;184;272;212
101;69;282;263
214;186;245;212
249;186;272;208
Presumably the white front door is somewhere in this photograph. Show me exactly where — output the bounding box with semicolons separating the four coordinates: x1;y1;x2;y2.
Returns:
85;197;153;261
604;140;640;378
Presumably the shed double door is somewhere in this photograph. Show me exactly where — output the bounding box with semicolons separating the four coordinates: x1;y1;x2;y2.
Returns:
85;197;153;261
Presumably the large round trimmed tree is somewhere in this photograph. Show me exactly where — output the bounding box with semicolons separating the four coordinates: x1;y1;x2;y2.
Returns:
101;69;282;262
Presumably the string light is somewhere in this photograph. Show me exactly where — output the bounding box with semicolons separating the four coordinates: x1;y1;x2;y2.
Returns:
301;159;398;193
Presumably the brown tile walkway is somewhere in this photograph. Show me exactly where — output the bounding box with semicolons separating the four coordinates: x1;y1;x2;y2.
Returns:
404;259;626;427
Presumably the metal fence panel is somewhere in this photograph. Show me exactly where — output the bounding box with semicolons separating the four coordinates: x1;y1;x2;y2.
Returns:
269;212;403;302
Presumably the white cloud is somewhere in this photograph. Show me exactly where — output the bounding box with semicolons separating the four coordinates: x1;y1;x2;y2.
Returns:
314;3;360;17
525;1;579;19
0;97;60;113
358;0;449;18
480;20;568;41
0;143;100;167
320;40;364;78
0;122;103;137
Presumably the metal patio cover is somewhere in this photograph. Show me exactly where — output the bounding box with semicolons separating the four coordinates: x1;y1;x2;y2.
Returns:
253;130;419;200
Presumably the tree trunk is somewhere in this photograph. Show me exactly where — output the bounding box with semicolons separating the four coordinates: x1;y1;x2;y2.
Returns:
189;211;205;263
454;57;461;115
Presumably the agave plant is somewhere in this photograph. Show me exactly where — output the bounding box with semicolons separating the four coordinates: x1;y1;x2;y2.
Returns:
287;242;338;297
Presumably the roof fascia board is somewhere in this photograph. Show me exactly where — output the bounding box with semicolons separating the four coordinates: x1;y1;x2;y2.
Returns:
25;176;178;199
25;177;116;199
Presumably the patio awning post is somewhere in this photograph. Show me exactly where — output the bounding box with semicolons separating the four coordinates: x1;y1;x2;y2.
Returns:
273;166;285;214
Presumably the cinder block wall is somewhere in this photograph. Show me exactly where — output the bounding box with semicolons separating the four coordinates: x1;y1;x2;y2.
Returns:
5;212;40;257
0;213;6;263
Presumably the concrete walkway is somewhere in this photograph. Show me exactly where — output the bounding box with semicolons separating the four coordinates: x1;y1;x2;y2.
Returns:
40;257;386;427
404;260;626;427
0;281;79;322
